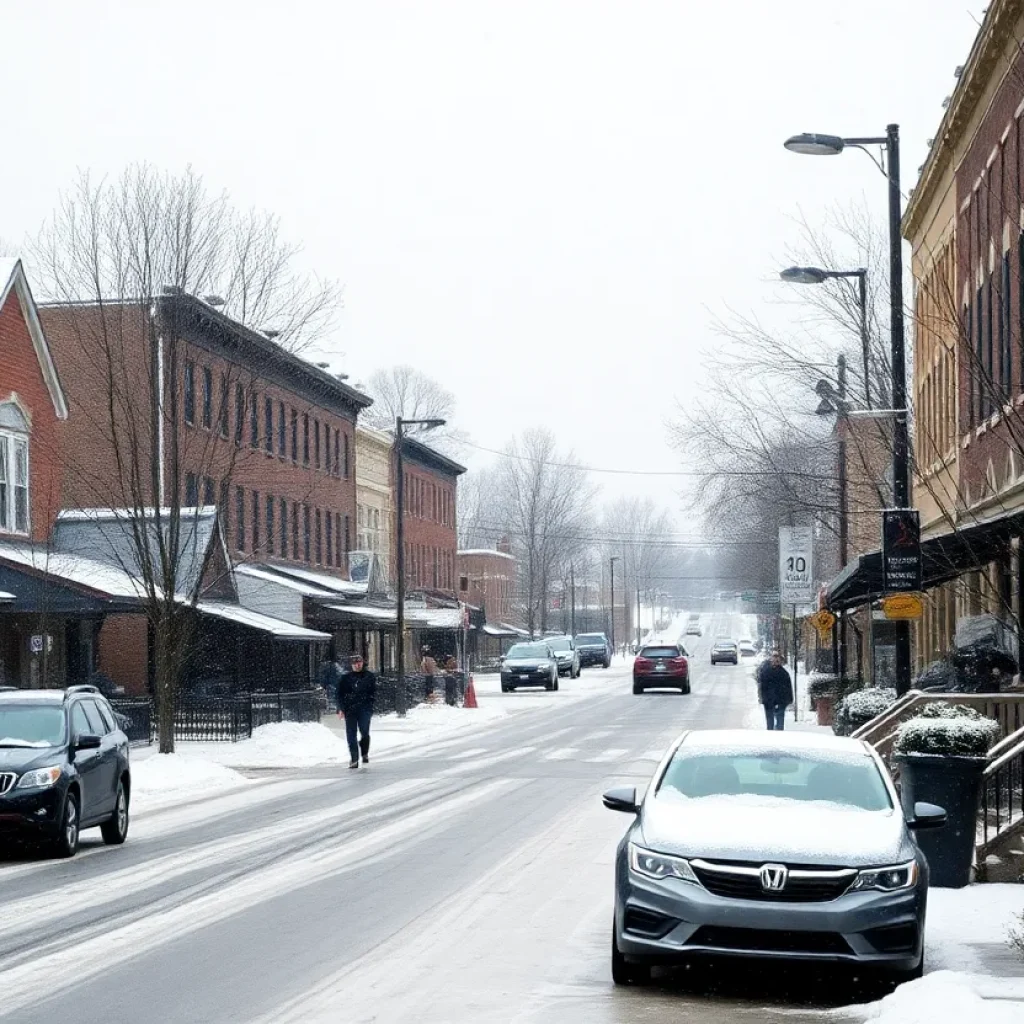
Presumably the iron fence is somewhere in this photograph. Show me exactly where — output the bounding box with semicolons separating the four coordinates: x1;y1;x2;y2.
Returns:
108;698;152;746
979;726;1024;857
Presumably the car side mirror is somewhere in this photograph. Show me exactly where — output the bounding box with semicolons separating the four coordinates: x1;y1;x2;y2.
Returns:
602;786;639;814
907;801;946;830
74;734;102;752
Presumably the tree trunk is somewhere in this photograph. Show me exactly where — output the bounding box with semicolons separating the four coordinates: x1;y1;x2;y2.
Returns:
154;612;179;754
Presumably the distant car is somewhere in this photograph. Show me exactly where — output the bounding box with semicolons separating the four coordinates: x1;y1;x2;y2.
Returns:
739;639;757;657
500;642;560;692
711;640;738;666
546;636;581;678
686;623;703;636
575;633;612;669
0;685;131;857
604;730;944;986
633;643;690;695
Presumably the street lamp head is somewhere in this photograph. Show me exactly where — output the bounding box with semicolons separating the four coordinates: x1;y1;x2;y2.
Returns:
780;266;829;285
397;416;447;430
784;133;846;156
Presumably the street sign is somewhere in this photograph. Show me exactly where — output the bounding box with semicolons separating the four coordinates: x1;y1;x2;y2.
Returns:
881;593;923;620
808;609;836;643
30;635;43;654
779;527;814;604
882;509;921;593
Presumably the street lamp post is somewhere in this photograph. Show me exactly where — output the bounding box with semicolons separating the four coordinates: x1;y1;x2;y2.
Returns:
609;556;619;655
394;416;447;717
785;125;912;694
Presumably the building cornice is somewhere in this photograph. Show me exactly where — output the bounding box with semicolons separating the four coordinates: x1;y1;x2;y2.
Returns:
903;0;1024;239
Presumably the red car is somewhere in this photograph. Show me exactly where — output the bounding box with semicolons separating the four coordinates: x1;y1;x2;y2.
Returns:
633;643;690;694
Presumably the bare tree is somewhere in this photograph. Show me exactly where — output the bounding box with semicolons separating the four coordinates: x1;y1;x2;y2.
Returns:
31;164;341;752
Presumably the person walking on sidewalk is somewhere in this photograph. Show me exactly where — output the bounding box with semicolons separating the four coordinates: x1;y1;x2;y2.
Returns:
757;650;793;731
337;653;377;768
420;647;438;700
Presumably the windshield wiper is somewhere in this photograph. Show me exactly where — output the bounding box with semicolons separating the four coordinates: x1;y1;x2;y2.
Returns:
0;740;44;748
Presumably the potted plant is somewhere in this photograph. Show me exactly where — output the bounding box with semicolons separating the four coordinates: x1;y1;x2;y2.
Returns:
833;687;897;737
893;703;999;888
806;673;847;726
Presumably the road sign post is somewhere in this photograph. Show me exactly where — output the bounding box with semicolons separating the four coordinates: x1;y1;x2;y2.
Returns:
779;527;814;605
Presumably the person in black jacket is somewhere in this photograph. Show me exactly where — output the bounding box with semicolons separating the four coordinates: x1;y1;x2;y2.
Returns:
337;653;377;768
757;650;794;730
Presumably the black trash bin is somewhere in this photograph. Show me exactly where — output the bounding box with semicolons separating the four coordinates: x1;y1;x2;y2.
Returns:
894;753;986;888
444;673;458;706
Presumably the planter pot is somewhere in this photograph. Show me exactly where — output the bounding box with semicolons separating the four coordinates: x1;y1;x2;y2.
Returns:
894;753;987;889
816;695;837;727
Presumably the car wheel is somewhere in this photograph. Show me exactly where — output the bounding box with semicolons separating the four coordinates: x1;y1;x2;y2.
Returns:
501;683;510;692
612;926;651;986
882;954;924;986
632;682;644;694
101;781;129;845
603;660;610;669
681;682;691;694
554;678;560;691
52;790;80;859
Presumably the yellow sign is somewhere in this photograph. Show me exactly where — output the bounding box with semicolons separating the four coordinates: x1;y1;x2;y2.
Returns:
808;609;836;643
881;593;923;620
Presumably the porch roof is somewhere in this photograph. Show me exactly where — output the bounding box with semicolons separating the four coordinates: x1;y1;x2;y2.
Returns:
195;601;331;640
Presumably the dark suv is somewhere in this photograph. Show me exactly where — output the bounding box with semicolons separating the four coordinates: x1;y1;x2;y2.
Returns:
575;632;612;668
0;685;131;857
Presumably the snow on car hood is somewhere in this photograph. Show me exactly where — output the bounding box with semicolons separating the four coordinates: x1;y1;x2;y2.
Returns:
640;792;909;867
505;659;548;669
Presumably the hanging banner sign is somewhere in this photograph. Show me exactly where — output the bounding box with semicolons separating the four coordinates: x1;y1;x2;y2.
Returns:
882;509;922;593
779;526;814;605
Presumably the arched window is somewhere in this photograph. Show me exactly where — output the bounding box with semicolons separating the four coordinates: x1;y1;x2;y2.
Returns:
0;401;30;535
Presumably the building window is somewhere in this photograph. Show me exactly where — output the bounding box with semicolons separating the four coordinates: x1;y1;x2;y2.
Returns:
184;360;195;425
344;513;351;558
315;508;323;564
278;401;286;457
976;285;984;423
326;512;333;565
185;473;198;507
202;366;213;428
0;408;30;536
343;432;350;479
252;491;260;551
314;420;321;470
235;382;244;445
333;430;340;477
1002;253;1012;400
290;408;298;462
203;476;215;506
292;502;299;560
280;497;288;555
218;374;229;438
236;487;245;551
264;398;274;453
220;479;230;539
250;393;259;449
303;414;310;466
266;495;275;555
303;505;311;562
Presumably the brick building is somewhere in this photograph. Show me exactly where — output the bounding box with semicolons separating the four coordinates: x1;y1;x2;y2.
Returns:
399;436;465;597
458;541;515;623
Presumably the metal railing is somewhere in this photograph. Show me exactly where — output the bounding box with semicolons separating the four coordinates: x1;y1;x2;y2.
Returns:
979;724;1024;857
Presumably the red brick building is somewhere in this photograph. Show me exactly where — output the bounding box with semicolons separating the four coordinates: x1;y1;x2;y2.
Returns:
40;292;371;578
458;541;515;623
398;437;465;597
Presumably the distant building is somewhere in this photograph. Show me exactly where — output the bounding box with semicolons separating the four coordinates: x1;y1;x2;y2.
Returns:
355;425;393;582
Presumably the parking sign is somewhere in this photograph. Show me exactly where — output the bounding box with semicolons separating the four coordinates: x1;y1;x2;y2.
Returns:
779;527;814;604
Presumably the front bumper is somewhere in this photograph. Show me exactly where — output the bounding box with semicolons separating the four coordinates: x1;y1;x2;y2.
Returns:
0;786;65;838
501;670;552;686
616;865;925;970
578;650;608;665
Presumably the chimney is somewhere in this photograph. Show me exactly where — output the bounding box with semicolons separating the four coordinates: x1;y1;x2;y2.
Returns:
497;535;512;555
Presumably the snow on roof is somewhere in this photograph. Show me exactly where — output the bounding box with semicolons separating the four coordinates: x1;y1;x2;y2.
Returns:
0;541;150;599
681;729;870;754
457;549;515;560
58;506;218;522
259;563;366;595
0;258;68;420
233;564;337;597
324;603;397;623
195;601;331;640
416;607;462;629
0;591;15;601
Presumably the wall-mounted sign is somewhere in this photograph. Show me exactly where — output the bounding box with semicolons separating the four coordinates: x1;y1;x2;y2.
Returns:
882;509;922;593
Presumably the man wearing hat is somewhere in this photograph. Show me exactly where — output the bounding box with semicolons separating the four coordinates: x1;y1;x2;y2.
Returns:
337;652;378;769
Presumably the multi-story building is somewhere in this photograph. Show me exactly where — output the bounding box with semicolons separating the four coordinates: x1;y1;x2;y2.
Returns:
458;541;516;623
399;436;465;597
355;425;393;581
40;292;371;579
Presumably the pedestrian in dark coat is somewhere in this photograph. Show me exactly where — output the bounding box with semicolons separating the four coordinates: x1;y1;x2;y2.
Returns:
757;650;794;731
337;653;377;768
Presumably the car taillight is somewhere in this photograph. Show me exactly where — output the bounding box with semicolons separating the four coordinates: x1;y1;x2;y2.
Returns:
671;657;688;670
635;657;652;670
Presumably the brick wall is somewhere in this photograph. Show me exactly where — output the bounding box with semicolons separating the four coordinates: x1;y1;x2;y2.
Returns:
0;291;64;543
457;549;515;622
97;614;149;694
399;454;459;596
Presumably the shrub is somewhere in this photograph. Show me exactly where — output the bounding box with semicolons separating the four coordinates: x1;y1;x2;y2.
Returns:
1010;911;1024;961
894;713;999;757
915;702;986;721
834;687;897;736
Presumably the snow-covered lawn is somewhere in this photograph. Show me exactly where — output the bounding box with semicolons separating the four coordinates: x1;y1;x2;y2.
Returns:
132;754;251;814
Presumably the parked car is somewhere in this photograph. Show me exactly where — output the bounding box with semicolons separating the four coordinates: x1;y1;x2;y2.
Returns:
685;620;703;636
500;642;560;692
633;643;690;694
575;632;612;668
603;730;945;986
710;640;739;665
739;639;757;658
0;684;131;857
546;636;581;678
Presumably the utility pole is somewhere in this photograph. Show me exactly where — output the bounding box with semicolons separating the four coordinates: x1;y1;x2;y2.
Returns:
609;556;619;655
837;354;849;681
636;582;641;650
570;562;576;638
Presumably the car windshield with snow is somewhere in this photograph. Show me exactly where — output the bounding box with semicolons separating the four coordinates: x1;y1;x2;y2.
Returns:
604;730;945;986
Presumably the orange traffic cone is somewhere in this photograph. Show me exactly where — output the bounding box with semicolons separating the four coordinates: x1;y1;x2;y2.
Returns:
463;675;478;708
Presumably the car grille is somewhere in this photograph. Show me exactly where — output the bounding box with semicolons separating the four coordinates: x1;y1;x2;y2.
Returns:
690;860;856;903
0;772;16;796
688;925;852;956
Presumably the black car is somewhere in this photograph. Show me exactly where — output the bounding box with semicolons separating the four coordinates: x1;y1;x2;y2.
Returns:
575;632;612;668
0;685;131;857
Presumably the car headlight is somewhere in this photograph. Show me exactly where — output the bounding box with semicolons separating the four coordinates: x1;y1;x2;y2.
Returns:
848;860;918;893
556;653;570;660
15;765;63;791
628;843;699;884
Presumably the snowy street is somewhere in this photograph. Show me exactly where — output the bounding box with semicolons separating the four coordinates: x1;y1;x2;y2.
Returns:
0;614;1019;1023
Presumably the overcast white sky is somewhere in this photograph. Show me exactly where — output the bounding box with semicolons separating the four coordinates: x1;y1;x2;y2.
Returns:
1;1;982;518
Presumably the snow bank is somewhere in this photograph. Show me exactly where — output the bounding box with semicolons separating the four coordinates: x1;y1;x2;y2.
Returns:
132;754;250;813
841;971;1022;1023
208;722;350;768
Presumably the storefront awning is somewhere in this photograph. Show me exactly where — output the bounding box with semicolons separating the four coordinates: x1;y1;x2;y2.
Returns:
482;622;528;638
826;508;1024;611
195;601;331;640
